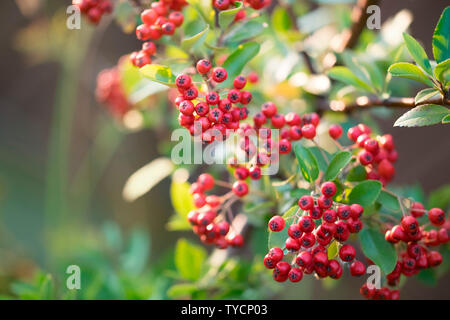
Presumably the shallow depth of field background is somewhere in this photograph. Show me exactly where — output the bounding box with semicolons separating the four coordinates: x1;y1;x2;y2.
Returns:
0;0;449;299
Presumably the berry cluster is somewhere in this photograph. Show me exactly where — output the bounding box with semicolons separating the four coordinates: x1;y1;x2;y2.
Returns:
187;173;246;249
264;181;366;282
360;284;400;300
329;123;397;186
381;205;447;292
72;0;113;24
96;64;131;117
131;1;186;68
213;0;272;11
175;59;254;141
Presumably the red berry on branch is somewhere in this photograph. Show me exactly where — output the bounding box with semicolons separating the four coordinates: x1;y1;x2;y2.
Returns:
196;59;211;74
350;260;366;276
212;67;227;82
268;215;285;232
328;124;343;139
428;208;445;226
321;181;337;197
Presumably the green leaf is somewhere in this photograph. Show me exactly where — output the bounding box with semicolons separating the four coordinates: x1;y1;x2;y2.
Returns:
388;62;435;87
428;184;450;210
394;104;450;127
170;180;195;219
272;7;292;33
434;58;450;86
377;190;400;212
414;88;441;105
432;6;450;63
324;151;352;181
348;180;382;208
268;206;298;249
122;157;174;202
174;239;206;281
224;20;265;44
417;268;438;286
360;228;397;274
290;188;311;199
294;144;319;183
328;66;374;92
221;42;260;87
403;33;433;75
120;228;150;274
327;241;338;260
166;214;192;231
187;0;215;26
347;165;367;182
181;24;209;52
308;146;332;173
443;114;450;124
140;64;176;86
218;1;242;29
167;283;198;298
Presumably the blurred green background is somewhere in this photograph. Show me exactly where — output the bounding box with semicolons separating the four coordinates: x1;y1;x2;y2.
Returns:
0;0;449;299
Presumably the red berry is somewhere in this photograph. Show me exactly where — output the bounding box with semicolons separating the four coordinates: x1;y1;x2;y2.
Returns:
289;126;303;140
227;234;244;247
300;233;315;248
288;223;303;239
233;75;247;89
161;22;175;35
183;86;198;100
261;102;277;117
179;100;194;115
232;180;248;197
337;205;351;220
347;126;362;142
278;139;291;154
298;215;315;233
195;102;209;116
298;195;314;210
339;244;356;262
240;90;252;104
288;268;303;282
328;124;343;139
401;216;418;233
168;11;184;27
428;208;445;226
410;202;425;218
212;67;227;82
350;260;366;276
350;204;364;219
271;114;285;129
296;251;312;267
249;166;262;180
318;195;333;209
196;59;211;74
198;173;214;190
358;150;374;166
321;181;337;197
142;41;156;56
285;112;301;126
309;206;323;220
364;138;379;155
268;215;285;232
379;134;395;151
285;237;301;251
136;24;151;41
175;74;192;89
214;0;230;10
234;167;249;180
268;247;284;261
301;124;316;139
263;254;277;269
322;209;337;223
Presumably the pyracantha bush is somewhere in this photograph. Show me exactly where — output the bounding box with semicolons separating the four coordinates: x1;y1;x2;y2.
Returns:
91;0;450;300
73;0;113;24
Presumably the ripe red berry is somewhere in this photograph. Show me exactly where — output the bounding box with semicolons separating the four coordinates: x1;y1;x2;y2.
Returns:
296;251;313;267
183;86;198;100
321;181;337;197
379;134;395;151
313;252;328;268
212;67;227;82
161;22;175;35
234;167;249;180
301;124;316;139
308;206;322;219
136;24;151;41
285;237;301;251
198;173;215;190
289;125;303;140
378;159;395;180
175;74;192;89
261;102;277;117
298;215;315;233
318;195;333;209
268;215;285;232
328;124;343;139
271;114;285;129
410;202;425;217
427;251;442;267
322;209;337;223
428;208;445;226
300;233;315;248
288;223;303;239
401;216;418;233
168;11;184;27
179;100;194;115
298;195;314;210
206;91;220;105
141;9;158;25
288;268;303;282
350;260;366;276
142;41;156;56
364;138;379;155
249;166;262;180
358;150;374;166
196;59;211;74
263;254;277;269
227;234;244;247
233;75;247;89
285;112;301;126
337;205;351;220
339;244;356;262
278;139;291;154
350;204;364;219
240;90;252;104
232;180;248;197
347;126;362;142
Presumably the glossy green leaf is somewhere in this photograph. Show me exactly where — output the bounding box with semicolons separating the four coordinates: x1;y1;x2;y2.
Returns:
170;180;195;219
272;7;292;33
290;188;311;199
181;24;209;52
348;180;382;208
224;20;265;44
327;241;338;260
377;190;400;212
428;184;450;210
442;114;450;124
324;151;352;181
360;228;397;274
140;64;176;86
388;62;435;87
221;42;260;87
308;146;332;173
218;2;242;29
347;165;367;182
434;58;450;86
394;104;450;127
175;239;206;281
328;66;374;93
403;33;433;75
187;0;215;26
268;206;298;249
414;88;441;105
294;144;319;183
432;6;450;63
